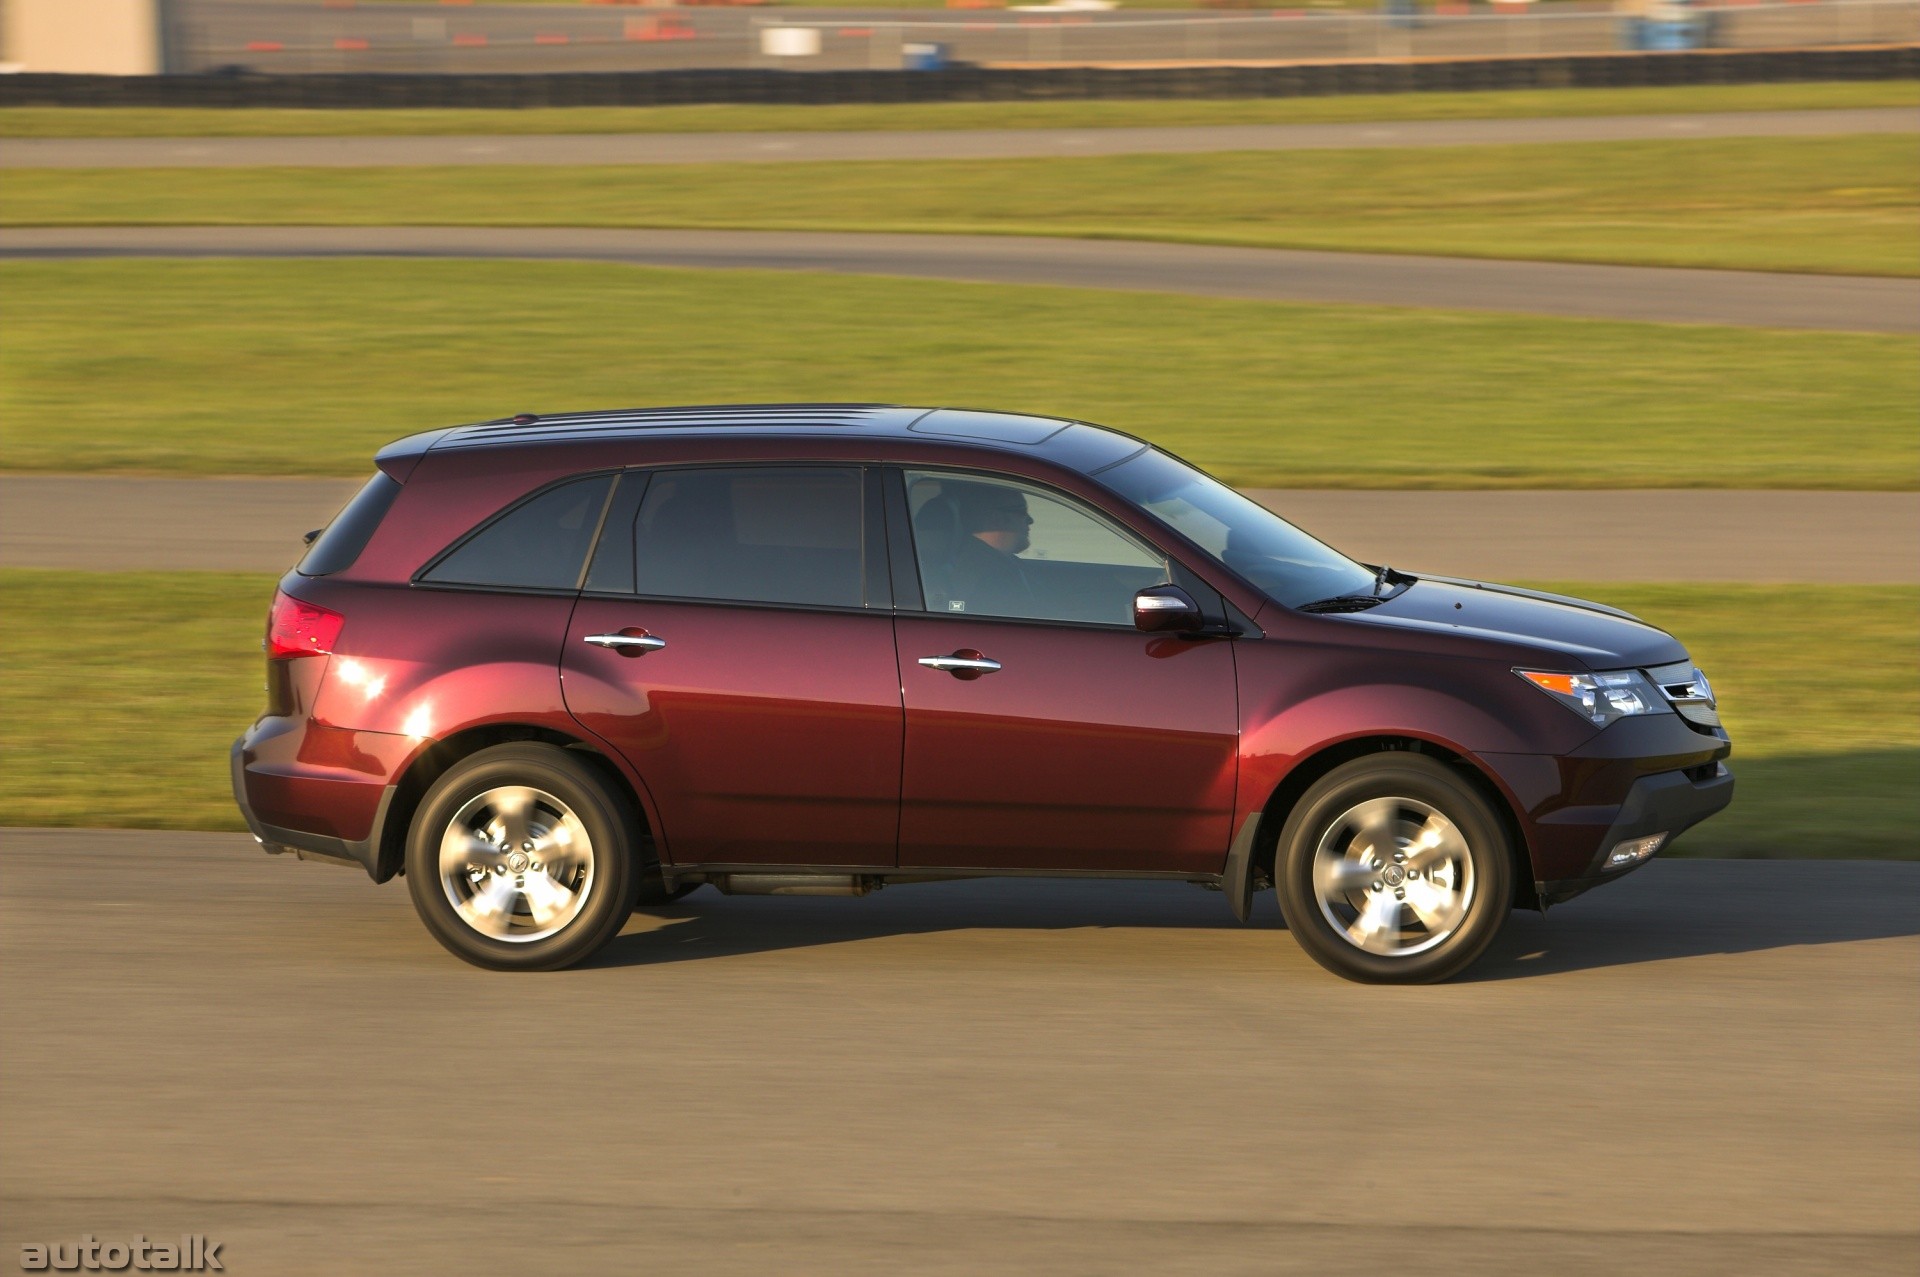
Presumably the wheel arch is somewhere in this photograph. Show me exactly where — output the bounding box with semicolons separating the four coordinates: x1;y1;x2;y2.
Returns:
1248;735;1533;907
372;724;655;883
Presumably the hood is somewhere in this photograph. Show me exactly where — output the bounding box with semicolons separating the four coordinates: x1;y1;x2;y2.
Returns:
1332;576;1688;670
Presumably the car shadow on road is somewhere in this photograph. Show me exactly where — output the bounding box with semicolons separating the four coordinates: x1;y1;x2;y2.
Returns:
1466;858;1920;981
591;860;1920;979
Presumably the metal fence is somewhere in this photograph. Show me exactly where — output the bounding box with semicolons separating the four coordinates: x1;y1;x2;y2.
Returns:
159;0;1919;75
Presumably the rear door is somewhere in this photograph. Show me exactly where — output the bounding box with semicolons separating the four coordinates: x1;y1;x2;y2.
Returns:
562;465;902;868
892;468;1240;875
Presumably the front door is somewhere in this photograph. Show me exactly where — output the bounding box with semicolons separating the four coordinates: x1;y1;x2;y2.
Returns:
563;465;902;867
894;469;1239;874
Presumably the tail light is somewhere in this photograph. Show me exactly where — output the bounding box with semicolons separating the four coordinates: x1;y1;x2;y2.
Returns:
267;590;344;659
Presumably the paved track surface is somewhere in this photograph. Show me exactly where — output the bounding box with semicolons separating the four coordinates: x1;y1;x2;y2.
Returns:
7;108;1912;168
7;226;1915;332
5;475;1914;581
1;830;1914;1275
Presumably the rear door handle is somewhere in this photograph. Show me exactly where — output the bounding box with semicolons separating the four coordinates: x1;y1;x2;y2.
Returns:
918;649;1000;680
584;631;665;657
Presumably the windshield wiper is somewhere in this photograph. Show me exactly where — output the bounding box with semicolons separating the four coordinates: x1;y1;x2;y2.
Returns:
1298;567;1416;614
1296;594;1387;614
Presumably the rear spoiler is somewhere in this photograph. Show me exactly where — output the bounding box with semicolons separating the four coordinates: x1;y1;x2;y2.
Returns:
372;427;457;484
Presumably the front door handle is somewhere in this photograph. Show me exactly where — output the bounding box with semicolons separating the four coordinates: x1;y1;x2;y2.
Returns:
918;649;1000;680
584;630;665;657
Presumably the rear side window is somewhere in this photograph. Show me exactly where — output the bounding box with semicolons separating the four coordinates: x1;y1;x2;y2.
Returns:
630;467;864;608
421;473;615;591
298;473;402;577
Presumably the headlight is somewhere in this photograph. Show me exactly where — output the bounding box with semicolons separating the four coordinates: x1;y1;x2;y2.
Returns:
1517;668;1663;727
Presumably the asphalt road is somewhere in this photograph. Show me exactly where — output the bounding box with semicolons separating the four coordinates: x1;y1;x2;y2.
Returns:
1;830;1914;1275
7;108;1912;168
7;226;1914;332
4;475;1914;582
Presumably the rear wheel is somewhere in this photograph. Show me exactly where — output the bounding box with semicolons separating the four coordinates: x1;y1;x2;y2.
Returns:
1274;753;1513;984
405;743;639;971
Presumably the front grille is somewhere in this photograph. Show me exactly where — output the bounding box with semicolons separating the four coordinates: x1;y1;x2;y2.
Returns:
1646;658;1721;731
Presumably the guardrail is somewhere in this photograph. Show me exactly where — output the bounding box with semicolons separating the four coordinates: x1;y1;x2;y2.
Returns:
1;44;1912;107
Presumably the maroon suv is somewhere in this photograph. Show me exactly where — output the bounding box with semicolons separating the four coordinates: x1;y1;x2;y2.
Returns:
232;405;1732;982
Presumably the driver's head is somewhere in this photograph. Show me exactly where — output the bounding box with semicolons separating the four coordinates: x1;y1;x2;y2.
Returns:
953;483;1033;555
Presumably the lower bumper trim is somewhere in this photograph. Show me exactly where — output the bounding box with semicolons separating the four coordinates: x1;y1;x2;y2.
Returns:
1537;761;1735;907
232;736;397;882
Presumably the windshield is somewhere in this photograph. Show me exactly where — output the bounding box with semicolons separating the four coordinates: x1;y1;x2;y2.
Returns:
1100;449;1378;609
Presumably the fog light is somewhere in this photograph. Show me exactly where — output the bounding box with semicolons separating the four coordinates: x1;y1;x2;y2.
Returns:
1607;833;1667;868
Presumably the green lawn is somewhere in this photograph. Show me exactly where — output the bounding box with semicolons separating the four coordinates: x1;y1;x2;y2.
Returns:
0;571;271;832
6;135;1913;276
3;82;1909;137
3;570;1910;857
3;259;1912;487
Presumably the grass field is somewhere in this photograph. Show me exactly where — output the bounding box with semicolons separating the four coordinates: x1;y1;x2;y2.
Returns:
3;570;1910;856
7;136;1913;276
3;82;1909;138
3;258;1912;486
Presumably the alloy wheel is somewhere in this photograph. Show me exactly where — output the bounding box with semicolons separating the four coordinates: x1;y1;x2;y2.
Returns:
438;785;596;942
1311;796;1476;958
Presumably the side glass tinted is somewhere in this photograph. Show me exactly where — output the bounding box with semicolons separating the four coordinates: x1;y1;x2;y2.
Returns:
633;467;864;608
298;472;401;577
422;473;614;591
904;470;1168;625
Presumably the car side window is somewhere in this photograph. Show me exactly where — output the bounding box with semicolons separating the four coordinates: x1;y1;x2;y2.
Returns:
904;470;1169;626
629;466;865;609
421;472;615;591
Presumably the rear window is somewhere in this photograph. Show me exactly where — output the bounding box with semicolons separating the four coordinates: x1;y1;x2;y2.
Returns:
298;473;402;577
421;473;616;592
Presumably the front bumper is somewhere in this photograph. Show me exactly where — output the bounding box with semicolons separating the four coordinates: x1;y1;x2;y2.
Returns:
1480;712;1734;907
1535;760;1734;906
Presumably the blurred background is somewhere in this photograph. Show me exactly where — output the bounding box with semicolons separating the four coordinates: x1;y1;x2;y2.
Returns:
2;0;1914;855
3;0;1918;74
0;4;1917;1273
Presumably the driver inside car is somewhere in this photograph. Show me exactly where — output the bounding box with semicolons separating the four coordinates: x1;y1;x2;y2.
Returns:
946;481;1036;616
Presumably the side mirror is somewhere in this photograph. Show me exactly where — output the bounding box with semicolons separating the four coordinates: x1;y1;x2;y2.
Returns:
1134;584;1203;634
303;528;324;546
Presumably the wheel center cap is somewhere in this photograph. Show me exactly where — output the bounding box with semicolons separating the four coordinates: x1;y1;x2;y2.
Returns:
506;851;531;874
1382;864;1406;887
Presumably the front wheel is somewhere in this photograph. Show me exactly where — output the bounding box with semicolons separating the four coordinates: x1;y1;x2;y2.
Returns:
1274;754;1514;984
405;743;639;971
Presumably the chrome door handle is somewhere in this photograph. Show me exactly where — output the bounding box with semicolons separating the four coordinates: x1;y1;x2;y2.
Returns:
584;633;666;654
918;652;1001;678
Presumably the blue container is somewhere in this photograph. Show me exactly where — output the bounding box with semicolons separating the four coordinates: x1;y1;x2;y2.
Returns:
903;42;949;72
1618;10;1710;50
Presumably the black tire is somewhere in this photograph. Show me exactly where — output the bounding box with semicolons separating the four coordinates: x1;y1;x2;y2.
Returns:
405;743;639;971
1274;753;1514;984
